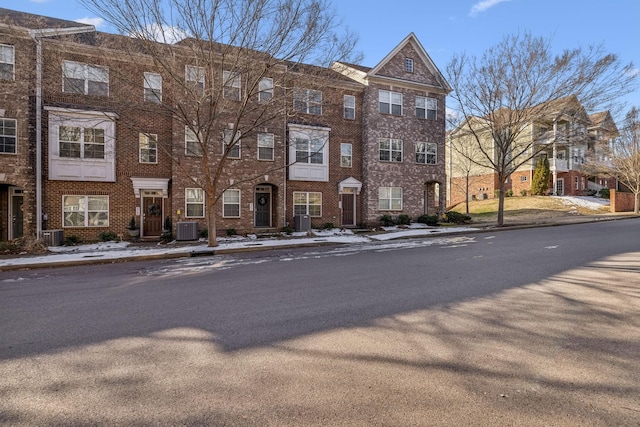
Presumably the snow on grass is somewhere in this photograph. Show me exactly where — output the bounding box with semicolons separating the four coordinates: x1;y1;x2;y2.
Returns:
552;196;610;210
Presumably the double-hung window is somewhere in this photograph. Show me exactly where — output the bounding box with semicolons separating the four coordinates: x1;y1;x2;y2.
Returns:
416;142;437;164
185;188;204;217
63;195;109;227
139;133;158;163
258;133;274;161
0;118;17;154
258;77;273;102
379;138;402;162
0;44;14;80
59;126;105;159
63;61;109;95
185;126;203;156
222;189;240;217
294;192;322;217
143;72;162;103
223;70;241;100
416;96;437;120
223;128;241;159
186;65;205;95
344;95;355;119
295;136;324;164
293;88;322;115
378;187;402;211
341;143;352;167
379;90;402;115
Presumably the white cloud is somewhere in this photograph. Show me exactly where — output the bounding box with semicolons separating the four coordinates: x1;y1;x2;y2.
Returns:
75;17;105;28
129;24;188;44
626;67;639;78
469;0;511;17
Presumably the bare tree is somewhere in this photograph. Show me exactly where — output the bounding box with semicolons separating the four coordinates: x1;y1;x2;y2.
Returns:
447;131;488;213
78;0;359;246
446;32;637;225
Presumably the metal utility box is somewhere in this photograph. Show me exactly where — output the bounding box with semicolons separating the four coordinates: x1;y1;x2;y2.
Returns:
294;214;311;232
176;221;198;241
42;229;64;246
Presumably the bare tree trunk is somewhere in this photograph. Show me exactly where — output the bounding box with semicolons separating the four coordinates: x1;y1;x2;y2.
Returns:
206;187;218;247
465;174;470;214
497;178;506;226
635;192;640;214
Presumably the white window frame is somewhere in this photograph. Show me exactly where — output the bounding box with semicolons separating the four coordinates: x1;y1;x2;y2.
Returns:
293;88;322;115
257;133;274;161
344;95;355;120
340;142;352;167
185;188;205;218
185;65;205;95
58;125;105;159
575;176;579;190
416;141;436;164
405;58;414;72
258;77;273;102
288;124;330;182
379;90;403;115
521;176;527;182
222;189;241;218
416;96;437;120
0;44;15;80
185;126;203;157
223;70;241;100
223;128;241;159
0;118;17;154
379;138;403;162
294;191;322;217
63;195;109;228
139;133;158;164
62;60;109;96
378;187;402;211
143;72;162;103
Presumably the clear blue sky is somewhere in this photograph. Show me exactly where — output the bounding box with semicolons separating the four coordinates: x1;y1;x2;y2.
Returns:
8;0;640;114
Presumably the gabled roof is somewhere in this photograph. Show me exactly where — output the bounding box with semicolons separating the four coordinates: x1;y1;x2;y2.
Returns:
588;110;618;135
367;32;451;92
0;7;89;30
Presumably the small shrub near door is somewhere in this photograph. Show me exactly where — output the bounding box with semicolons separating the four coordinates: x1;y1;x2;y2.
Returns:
443;211;472;224
98;231;118;242
397;214;411;225
416;214;439;226
379;214;395;226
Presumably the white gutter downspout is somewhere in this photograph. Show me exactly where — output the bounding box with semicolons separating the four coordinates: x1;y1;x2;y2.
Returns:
29;25;95;238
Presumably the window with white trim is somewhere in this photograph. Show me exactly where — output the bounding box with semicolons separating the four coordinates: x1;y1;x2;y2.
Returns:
258;77;273;102
186;65;205;95
293;88;322;115
521;176;527;182
344;95;355;119
294;192;322;216
258;133;274;161
341;143;352;167
185;188;204;217
143;72;162;103
139;133;157;164
379;90;402;115
378;187;402;211
63;195;109;227
416;96;437;120
379;138;402;162
222;189;240;217
0;118;17;154
288;124;329;182
416;142;436;164
58;126;105;159
405;58;414;72
223;70;241;100
295;136;324;164
185;126;202;156
575;176;579;190
63;60;109;95
0;44;15;80
223;128;241;159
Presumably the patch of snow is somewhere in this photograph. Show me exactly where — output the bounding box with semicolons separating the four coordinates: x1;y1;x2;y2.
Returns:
552;196;609;210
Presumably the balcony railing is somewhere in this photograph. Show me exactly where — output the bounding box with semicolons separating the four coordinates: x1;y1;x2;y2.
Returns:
549;158;568;172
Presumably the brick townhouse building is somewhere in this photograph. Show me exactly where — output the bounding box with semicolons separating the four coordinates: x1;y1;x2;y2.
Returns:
0;7;450;243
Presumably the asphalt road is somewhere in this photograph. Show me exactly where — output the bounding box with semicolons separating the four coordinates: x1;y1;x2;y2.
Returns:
1;219;640;426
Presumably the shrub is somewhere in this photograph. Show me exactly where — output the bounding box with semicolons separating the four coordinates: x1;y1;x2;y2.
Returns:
321;222;335;230
98;231;118;242
599;188;610;199
520;189;528;197
397;214;411;225
281;225;294;234
199;228;208;238
226;228;237;236
0;236;48;255
494;189;501;198
379;214;395;226
505;189;514;197
160;232;173;243
443;211;472;224
163;216;172;231
416;214;439;226
63;235;82;246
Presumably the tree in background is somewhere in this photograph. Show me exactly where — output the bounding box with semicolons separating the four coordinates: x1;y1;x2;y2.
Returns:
446;32;637;226
79;0;359;246
531;156;550;196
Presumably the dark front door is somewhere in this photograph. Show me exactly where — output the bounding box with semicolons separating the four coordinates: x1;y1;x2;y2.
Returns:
12;195;23;239
143;197;163;236
255;192;271;227
341;193;355;226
